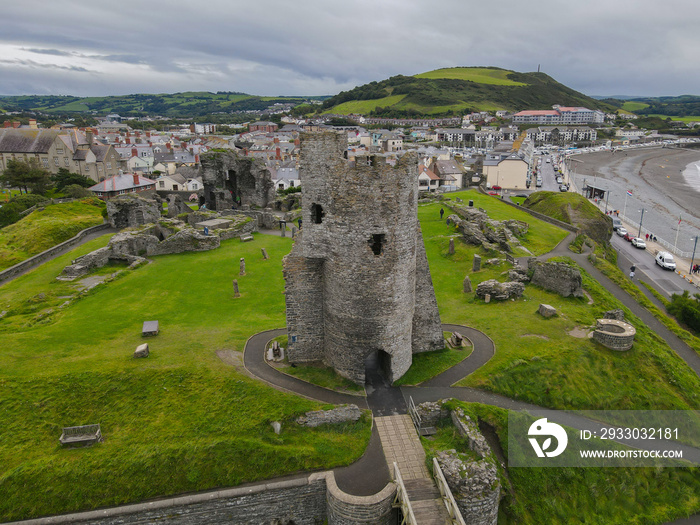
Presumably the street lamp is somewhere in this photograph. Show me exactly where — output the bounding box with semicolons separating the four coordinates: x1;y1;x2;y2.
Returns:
691;235;699;275
637;208;645;238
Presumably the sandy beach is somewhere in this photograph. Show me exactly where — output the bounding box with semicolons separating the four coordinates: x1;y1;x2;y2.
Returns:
568;146;700;255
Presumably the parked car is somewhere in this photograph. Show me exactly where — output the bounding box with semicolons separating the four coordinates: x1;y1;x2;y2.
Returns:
623;232;634;242
616;227;628;237
488;191;499;196
559;184;568;192
491;185;502;190
655;251;676;270
631;237;646;249
611;217;622;230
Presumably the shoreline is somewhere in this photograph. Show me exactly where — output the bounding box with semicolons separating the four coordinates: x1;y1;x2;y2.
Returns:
570;147;700;254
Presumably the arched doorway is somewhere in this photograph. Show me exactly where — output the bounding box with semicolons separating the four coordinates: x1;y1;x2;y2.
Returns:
364;349;392;387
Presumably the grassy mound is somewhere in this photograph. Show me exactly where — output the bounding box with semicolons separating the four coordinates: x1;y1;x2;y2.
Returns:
0;198;106;270
524;191;613;243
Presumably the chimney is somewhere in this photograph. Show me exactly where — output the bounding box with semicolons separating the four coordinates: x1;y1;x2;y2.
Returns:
243;148;248;156
132;173;139;186
125;137;131;144
146;131;151;138
294;138;300;146
195;154;199;164
148;142;152;147
273;137;279;144
86;131;93;145
131;147;138;157
166;142;171;150
276;147;281;160
12;121;20;128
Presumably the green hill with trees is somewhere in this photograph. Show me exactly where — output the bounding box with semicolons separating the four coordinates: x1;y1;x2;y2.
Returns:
0;92;325;118
321;67;617;117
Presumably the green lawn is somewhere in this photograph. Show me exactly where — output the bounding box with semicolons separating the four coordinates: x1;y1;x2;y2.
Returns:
326;94;408;115
0;198;106;270
646;114;700;123
621;101;650;112
414;67;528;87
0;233;370;521
3;190;700;522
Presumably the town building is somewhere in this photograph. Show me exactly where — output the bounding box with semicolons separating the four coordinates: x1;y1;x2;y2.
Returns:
0;129;122;181
89;173;156;199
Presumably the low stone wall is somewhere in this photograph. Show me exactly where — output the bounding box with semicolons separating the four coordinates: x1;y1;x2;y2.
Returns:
593;319;636;351
6;472;399;525
0;223;111;285
326;472;397;525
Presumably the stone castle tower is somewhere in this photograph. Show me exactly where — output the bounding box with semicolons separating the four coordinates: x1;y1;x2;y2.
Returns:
283;132;444;384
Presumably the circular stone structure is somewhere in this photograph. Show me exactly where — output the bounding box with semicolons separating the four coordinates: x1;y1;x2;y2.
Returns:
592;319;636;351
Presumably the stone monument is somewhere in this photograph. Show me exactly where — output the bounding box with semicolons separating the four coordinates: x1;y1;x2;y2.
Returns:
283;132;443;384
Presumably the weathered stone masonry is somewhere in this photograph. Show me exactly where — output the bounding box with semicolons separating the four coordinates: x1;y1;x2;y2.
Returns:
283;132;443;384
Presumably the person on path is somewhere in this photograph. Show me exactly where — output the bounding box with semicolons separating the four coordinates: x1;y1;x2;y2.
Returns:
297;218;302;229
440;208;444;219
630;264;636;280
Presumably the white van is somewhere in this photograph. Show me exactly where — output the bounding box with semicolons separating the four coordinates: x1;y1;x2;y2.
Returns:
611;217;622;231
655;251;676;270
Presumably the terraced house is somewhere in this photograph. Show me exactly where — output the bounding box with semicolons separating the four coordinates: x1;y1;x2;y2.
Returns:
0;129;123;182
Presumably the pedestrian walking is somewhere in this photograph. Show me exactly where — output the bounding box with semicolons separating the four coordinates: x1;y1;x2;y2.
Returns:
297;218;302;229
440;208;444;219
630;265;636;279
645;233;649;241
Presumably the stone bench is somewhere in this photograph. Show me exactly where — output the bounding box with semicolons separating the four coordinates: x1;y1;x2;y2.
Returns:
60;424;103;447
240;234;254;242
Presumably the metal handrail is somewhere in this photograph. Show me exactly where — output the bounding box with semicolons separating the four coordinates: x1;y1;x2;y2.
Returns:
393;462;418;525
432;458;467;525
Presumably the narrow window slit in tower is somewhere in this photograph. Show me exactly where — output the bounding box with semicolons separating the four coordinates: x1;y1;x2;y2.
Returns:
369;234;385;256
311;203;324;224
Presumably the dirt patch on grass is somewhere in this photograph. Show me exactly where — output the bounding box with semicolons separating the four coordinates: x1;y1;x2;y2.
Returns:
521;334;549;340
583;290;594;305
568;327;590;338
216;349;253;377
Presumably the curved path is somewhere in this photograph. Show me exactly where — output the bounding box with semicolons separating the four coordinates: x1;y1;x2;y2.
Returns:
243;228;700;523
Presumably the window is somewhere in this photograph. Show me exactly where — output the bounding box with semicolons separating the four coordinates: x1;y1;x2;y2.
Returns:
42;158;49;168
56;148;63;154
368;234;386;256
107;162;112;169
54;157;59;166
64;157;69;166
159;181;165;188
98;165;103;172
310;203;324;224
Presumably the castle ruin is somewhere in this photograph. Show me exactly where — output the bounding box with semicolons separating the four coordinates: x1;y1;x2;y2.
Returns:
200;151;276;210
283;132;443;384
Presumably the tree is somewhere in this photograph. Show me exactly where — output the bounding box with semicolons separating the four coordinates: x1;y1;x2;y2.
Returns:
63;184;92;198
0;159;51;194
51;168;94;191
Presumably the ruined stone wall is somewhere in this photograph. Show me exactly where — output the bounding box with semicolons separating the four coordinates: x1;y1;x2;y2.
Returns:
412;228;446;353
284;242;326;363
285;131;442;384
200;151;275;210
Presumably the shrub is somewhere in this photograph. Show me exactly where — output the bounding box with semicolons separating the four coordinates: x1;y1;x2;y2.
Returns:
667;291;700;333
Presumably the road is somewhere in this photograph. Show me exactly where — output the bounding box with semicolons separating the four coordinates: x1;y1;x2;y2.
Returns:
611;233;698;297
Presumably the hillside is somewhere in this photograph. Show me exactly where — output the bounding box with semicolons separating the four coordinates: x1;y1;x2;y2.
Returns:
523;191;612;243
0;92;324;118
0;198;106;270
602;95;700;118
322;67;616;116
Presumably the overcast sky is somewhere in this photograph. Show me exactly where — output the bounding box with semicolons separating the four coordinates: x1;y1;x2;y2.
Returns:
1;0;698;99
